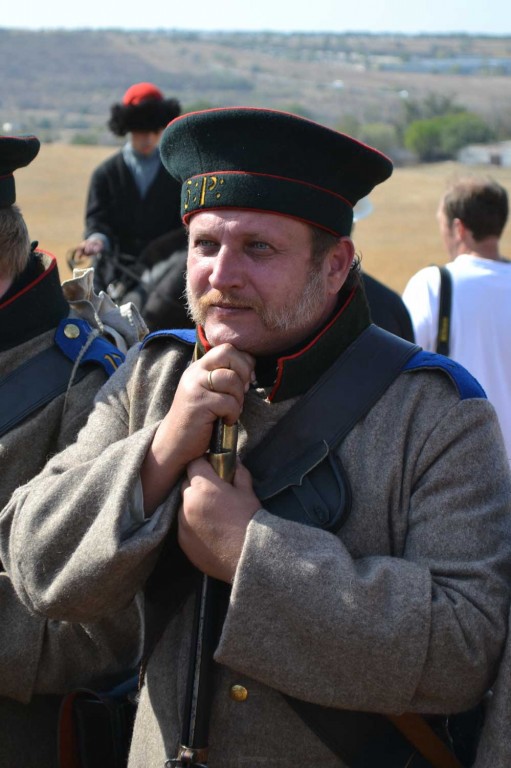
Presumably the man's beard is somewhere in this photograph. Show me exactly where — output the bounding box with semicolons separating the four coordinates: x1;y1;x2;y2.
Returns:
185;263;326;333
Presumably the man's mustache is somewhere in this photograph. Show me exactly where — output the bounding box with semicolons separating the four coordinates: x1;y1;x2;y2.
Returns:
196;292;263;313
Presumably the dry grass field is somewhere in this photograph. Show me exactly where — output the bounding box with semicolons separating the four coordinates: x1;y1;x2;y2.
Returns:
14;142;511;295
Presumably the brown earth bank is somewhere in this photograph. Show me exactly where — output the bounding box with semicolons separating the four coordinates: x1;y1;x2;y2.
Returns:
14;142;511;295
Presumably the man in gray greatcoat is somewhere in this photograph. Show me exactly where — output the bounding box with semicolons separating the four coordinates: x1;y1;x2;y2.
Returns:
1;111;510;768
0;135;145;768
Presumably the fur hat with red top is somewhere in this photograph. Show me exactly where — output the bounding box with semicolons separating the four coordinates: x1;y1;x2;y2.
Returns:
0;135;40;208
108;82;181;136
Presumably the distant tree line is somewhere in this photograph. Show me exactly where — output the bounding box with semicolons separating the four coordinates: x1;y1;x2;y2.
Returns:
334;91;500;162
34;90;502;164
401;93;494;161
172;93;500;163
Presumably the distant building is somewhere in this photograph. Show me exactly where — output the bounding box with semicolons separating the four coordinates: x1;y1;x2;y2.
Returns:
378;56;511;76
458;141;511;167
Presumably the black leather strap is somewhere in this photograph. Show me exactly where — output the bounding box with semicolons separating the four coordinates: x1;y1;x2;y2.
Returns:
247;325;419;502
436;266;453;356
0;345;89;437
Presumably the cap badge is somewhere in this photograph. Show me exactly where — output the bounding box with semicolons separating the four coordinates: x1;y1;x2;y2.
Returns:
184;174;225;210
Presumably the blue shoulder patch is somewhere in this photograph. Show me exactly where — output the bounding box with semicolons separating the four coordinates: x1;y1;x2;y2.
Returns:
403;350;486;400
141;328;197;350
54;318;125;378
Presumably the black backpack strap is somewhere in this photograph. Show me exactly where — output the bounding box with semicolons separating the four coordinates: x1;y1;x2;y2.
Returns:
436;266;453;356
0;345;89;438
246;324;420;503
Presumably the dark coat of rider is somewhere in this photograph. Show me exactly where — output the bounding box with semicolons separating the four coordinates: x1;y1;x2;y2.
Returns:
83;82;183;263
85;149;182;259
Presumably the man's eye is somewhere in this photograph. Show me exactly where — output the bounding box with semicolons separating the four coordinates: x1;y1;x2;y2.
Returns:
249;241;270;250
195;239;217;248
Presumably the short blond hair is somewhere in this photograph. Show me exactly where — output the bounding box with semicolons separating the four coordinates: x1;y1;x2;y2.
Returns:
0;205;31;280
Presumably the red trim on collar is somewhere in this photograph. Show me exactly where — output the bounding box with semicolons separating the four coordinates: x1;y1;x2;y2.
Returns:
0;250;57;310
197;288;357;401
197;324;212;352
268;286;357;402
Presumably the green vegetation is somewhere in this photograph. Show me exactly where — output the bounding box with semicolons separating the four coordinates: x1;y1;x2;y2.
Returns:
358;123;400;157
71;133;100;146
404;111;494;161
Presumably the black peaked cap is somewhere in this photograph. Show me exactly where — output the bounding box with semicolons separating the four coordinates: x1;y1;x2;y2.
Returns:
160;107;393;236
0;135;40;208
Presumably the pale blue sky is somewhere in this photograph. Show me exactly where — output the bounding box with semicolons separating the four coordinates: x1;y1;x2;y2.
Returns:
3;0;511;35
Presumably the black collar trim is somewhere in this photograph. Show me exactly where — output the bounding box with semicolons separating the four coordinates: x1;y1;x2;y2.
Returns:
196;279;370;403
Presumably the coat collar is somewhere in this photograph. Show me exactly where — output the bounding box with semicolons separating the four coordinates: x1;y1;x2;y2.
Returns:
0;249;69;352
196;274;370;402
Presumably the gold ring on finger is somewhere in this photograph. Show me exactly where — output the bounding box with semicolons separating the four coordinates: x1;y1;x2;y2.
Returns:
207;369;216;392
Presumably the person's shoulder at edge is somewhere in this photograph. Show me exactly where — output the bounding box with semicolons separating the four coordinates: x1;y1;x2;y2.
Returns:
362;272;415;342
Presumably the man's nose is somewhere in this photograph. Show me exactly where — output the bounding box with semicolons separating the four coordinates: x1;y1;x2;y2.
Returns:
209;246;245;290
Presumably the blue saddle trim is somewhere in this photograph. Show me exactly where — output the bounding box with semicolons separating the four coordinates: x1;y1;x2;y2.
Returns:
403;350;486;400
141;328;197;349
54;318;125;378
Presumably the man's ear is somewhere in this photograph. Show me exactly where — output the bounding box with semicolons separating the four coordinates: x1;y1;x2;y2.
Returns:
452;218;466;242
325;237;355;294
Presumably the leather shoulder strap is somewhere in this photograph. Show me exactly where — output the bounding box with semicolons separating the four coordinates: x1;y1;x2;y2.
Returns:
436;266;452;356
0;346;88;438
246;324;420;500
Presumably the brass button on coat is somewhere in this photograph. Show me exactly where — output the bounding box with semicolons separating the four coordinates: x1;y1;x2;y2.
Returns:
63;323;80;339
229;684;248;702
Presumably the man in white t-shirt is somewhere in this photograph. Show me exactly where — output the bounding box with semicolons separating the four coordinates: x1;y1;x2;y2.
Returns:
403;176;511;462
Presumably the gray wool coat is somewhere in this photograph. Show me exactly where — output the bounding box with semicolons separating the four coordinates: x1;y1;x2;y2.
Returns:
0;270;146;768
1;333;511;768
